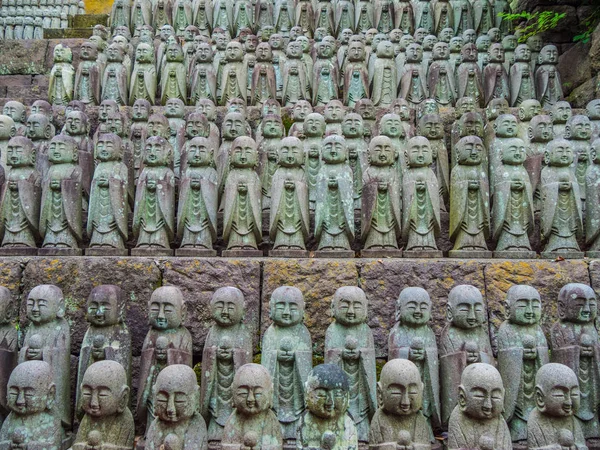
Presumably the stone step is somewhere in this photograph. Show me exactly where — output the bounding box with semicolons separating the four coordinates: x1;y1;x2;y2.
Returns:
43;28;95;39
71;13;109;28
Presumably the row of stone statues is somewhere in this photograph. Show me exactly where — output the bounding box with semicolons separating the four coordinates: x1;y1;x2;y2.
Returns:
0;0;86;40
46;20;560;108
0;281;596;450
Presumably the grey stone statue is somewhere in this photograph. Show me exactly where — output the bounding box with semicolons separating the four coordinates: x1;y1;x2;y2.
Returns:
550;101;572;139
48;44;75;106
417;114;449;210
535;45;562;108
2;102;26;137
303;113;325;211
342;114;367;211
509;44;536;107
565;115;593;208
0;287;17;426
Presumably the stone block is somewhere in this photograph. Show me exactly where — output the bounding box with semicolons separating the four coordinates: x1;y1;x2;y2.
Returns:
566;76;598;109
160;258;261;357
0;40;49;75
21;257;162;357
558;41;592;96
72;14;109;28
262;259;359;356
0;75;33;88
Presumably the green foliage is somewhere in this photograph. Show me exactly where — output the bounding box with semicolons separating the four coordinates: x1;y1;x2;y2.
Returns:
574;9;600;44
499;10;565;42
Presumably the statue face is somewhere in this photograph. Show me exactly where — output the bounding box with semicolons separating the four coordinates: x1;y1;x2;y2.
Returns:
407;138;432;167
381;115;402;138
567;117;592;140
530;117;553;141
561;288;597;324
368;138;394;167
450;37;464;53
106;43;123;62
245;36;258;52
356;100;375;119
262;118;283;138
460;370;504;420
292;101;311;121
187;140;211;167
80;41;97;60
333;290;367;326
165;99;185;119
414;28;427;43
488;43;503;62
186;116;207;138
149;294;183;330
304;114;325;136
318;40;334;58
81;373;122;418
341;28;353;43
306;382;347;419
463;29;476;43
272;297;303;326
196;100;216;120
106;115;124;136
144;138;170;167
226;42;244;61
398;292;431;326
48;137;76;164
223;115;245;139
233;371;271;415
286;41;301;58
501;139;526;165
461;43;477;61
440;28;453;43
87;290;119;327
422;35;437;50
432;42;449;59
99;101;118;121
211;296;243;326
135;44;153;63
147;117;169;137
507;290;541;326
348;41;364;61
552;102;572;123
132;101;150;120
322;138;347;164
495;115;517;138
405;43;422;62
27;288;61;325
279;139;303;167
53;44;71;63
449;296;484;329
7;139;33;168
342;115;363;137
461;115;483;136
196;43;212;62
376;40;394;58
325;102;344;122
26;115;49;140
539;45;558;64
381;366;423;416
231;139;258;168
298;37;310;52
96;134;121;162
66;112;87;135
512;44;530;63
3;102;25;123
8;368;52;416
547;141;574;167
419;117;442;139
154;378;196;423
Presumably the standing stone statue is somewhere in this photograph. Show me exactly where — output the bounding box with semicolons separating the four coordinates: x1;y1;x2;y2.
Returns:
160;43;187;105
216;112;249;194
74;41;101;106
130;43;157;106
447;364;512;450
417;114;449;210
483;43;509;106
456;44;483;107
343;40;369;108
324;100;345;136
190;42;218;105
297;364;358;450
517;100;543;148
315;136;355;258
312;40;339;106
0;114;17;171
76;285;132;419
496;285;548;442
398;43;428;109
535;45;562;108
565;115;593;207
73;361;134;450
527;363;587;450
540;139;584;258
287;101;312;138
587;99;600;139
258;115;284;211
370;41;398;108
449;136;491;258
440;285;494;425
586;139;600;257
548;102;573;140
342;114;367;211
201;287;253;443
388;287;440;434
509;44;536;107
0;361;62;450
219;41;247;106
427;41;456;107
325;286;376;444
101;43;129;106
221;364;283;450
303;113;325;211
0;137;41;255
369;359;432;450
550;283;600;439
0;287;17;425
261;286;312;444
136;286;193;432
48;44;75;106
19;285;71;431
525;115;553;212
176;137;218;256
132;136;175;256
145;365;208;450
251;42;277;106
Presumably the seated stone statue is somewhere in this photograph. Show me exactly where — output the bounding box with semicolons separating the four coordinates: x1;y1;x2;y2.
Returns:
221;364;283;450
71;360;134;450
447;363;511;450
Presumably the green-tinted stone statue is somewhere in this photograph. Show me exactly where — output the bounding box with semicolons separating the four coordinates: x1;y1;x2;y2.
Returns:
303;113;325;211
130;43;157;106
219;41;247;106
3;101;26;137
525;114;553;212
489;113;518;192
160;43;187;105
325;286;376;443
342;113;367;211
456;43;483;107
0;115;17;172
565;115;593;207
101;43;129;106
343;40;369;108
74;41;101;106
586;139;600;257
49;44;75;106
261;286;312;443
535;45;562;108
370;41;398;108
0;287;17;425
417;114;449;210
257;114;283;212
378;113;407;177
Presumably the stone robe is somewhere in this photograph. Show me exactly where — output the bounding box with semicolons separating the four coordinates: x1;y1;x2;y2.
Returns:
527;409;587;450
448;407;512;450
146;413;208;450
72;409;134;450
49;63;75;106
402;166;441;251
369;409;431;450
222;410;282;450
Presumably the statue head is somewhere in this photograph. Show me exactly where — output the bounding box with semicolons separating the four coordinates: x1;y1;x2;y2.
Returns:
232;364;273;416
88;35;107;53
106;42;124;63
525;34;543;52
592;139;600;165
535;363;579;417
458;363;504;421
487;43;504;63
332;286;368;326
159;24;174;41
106;112;127;138
269;286;305;327
52;44;72;63
253;42;271;63
417;99;439;121
95;133;123;163
153;365;199;423
225;41;244;62
367;136;395;167
210;286;245;327
48;134;78;165
517;100;542;122
269;33;283;50
418;114;443;140
485;98;509;121
303;113;325;137
297;36;310;53
86;285;125;327
184;113;208;140
379;113;404;139
376;40;394;58
305;364;349;419
500;138;526;166
432;42;449;60
378;359;423;416
278;136;304;168
186;137;212;168
261;114;283;139
399;33;415;51
322;135;347;164
550;101;572;124
80;40;99;61
585;100;600;121
26;285;64;325
539;44;558;64
98;100;119;122
565;115;592;141
413;28;427;44
65;110;90;137
440;28;453;43
8;361;55;416
460;43;477;62
458;112;483;137
24;113;50;141
6;136;35;168
447;284;485;329
135;43;154;63
493;114;517;138
324;100;344;123
285;40;302;59
346;40;365;62
505;285;542;326
226;98;247;117
544;138;574;168
317;39;334;58
80;360;129;418
112;35;130;54
3;101;26;124
165;98;185;120
449;36;464;53
355;99;376;120
25;334;43;361
405;136;433;168
245;35;258;52
147;114;170;138
391;98;411;121
0;287;12;325
148;286;186;330
230;136;258;168
195;42;213;63
342;113;363;139
514;44;531;62
66;101;86;116
422;34;438;51
165;43;184;62
396;287;431;326
30;100;53;121
196;99;217;121
222;112;246;140
405;43;423;63
455;97;477;116
558;283;597;324
475;35;491;53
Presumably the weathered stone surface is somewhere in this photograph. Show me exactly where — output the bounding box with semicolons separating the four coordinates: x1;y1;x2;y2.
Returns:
566;77;598;108
262;259;359;355
161;258;261;355
589;22;600;73
359;259;487;358
0;40;50;76
558;41;592;96
21;257;161;356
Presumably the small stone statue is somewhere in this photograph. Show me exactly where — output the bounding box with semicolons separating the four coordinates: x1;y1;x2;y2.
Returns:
315;136;355;258
527;363;587;450
378;113;408;176
370;41;398;108
49;44;75;106
587;99;600;139
0;114;17;171
221;364;283;450
586;139;600;257
550;283;600;439
565;115;593;207
2;102;26;137
456;43;484;107
74;41;101;106
369;359;432;449
516;100;543;148
509;44;536;107
398;43;428;109
19;285;72;431
447;363;512;450
201;287;253;443
355;99;377;139
130;43;157;106
312;39;339;106
297;364;358;450
137;286;193;432
303;113;325;210
325;286;376;443
497;285;548;442
0;361;62;450
76;285;131;419
483;43;509;106
101;43;129;106
417;114;449;210
160;43;187;105
219;41;247;106
0;287;17;425
449;136;491;258
257;114;284;211
190;42;217;105
427;41;456;107
251;42;277;106
216;112;249;193
0;137;41;255
535;45;562;108
287;101;312;138
343;40;369;108
526;114;554;211
72;361;134;450
262;286;312;443
540;139;584;258
145;365;208;450
324;100;345;136
440;285;494;425
132;136;175;256
342;114;367;211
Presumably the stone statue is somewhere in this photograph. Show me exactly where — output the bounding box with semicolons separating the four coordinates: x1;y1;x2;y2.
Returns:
216;112;249;194
417;114;448;210
535;45;562;108
221;136;263;257
73;361;134;450
483;43;509;106
2;102;26;138
354;99;377;139
370;41;398;108
586;139;600;257
101;43;128;106
587;100;600;139
540;139;584;258
449;136;491;258
261;286;312;443
527;363;587;450
250;42;276;106
343;40;369;108
325;286;376;443
0;361;62;450
268;137;310;257
312;39;339;106
526;114;554;211
315;136;355;258
297;364;358;450
0;287;17;424
509;44;536;107
76;285;131;419
475;35;491;72
130;43;157;106
440;285;494;425
369;359;432;450
176;137;218;256
456;43;483;107
110;0;130;30
74;41;101;106
132;136;175;256
398;43;428;109
145;365;208;450
378;113;407;178
257;114;283;211
402;136;442;257
427;41;455;107
489;113;518;190
496;285;548;442
287;101;312;138
447;363;511;450
160;43;187;105
19;285;72;431
303;113;325;210
549;101;572;140
49;44;75;106
219;41;247;106
201;287;253;443
388;287;440;434
165;99;186;178
516;99;543;149
137;286;193;432
0;137;41;255
550;283;600;439
324;100;345;136
190;43;217;105
221;364;283;450
565;115;593;207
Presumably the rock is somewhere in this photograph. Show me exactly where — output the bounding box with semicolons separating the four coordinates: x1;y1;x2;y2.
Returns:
0;40;49;75
566;77;598;108
558;41;592;96
589;21;600;73
0;258;27;318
